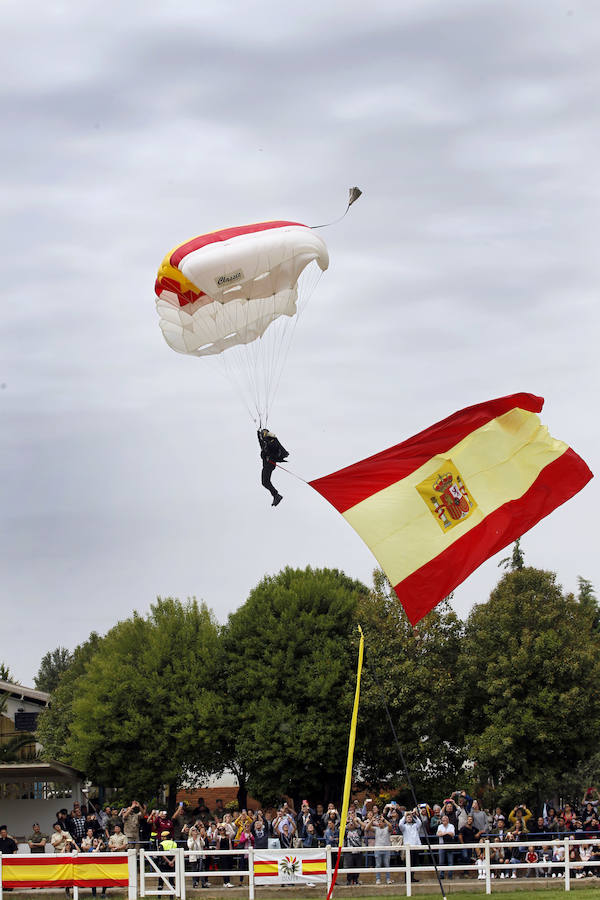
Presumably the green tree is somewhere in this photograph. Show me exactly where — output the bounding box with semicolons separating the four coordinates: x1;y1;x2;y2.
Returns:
0;663;18;683
354;570;466;800
36;633;102;760
35;646;74;693
216;567;368;806
461;566;600;809
499;539;525;571
65;598;220;803
577;576;599;632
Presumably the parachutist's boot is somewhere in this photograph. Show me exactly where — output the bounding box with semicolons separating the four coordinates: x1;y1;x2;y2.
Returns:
272;493;283;506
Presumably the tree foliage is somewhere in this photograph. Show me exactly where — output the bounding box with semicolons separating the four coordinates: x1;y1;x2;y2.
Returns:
36;633;103;761
355;570;466;799
577;576;599;632
499;539;525;572
64;598;220;802
32;562;599;811
216;567;368;806
0;662;18;683
34;646;74;693
461;566;600;808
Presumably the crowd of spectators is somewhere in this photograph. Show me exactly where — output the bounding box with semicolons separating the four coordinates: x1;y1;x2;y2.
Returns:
1;789;599;888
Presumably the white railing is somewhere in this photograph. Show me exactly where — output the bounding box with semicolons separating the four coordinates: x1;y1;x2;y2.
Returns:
334;838;598;896
2;838;598;898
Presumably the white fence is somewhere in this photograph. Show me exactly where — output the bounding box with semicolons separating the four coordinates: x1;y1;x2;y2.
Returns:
137;838;599;897
1;838;598;897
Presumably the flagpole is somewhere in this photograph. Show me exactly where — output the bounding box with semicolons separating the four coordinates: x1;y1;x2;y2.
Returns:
325;624;364;900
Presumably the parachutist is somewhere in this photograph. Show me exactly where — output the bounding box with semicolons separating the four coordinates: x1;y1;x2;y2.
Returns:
258;428;288;506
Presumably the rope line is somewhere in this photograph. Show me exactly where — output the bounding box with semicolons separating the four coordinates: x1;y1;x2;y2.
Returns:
367;654;448;900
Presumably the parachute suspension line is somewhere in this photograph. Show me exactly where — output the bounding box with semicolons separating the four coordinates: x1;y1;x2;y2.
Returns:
259;240;295;426
212;353;258;424
268;266;323;417
216;299;262;424
311;186;362;230
263;240;291;425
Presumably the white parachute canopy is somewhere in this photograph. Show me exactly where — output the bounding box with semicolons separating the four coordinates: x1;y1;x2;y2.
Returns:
155;221;329;423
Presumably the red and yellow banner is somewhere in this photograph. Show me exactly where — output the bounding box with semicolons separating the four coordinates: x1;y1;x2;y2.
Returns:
254;850;327;884
1;853;129;889
310;393;592;625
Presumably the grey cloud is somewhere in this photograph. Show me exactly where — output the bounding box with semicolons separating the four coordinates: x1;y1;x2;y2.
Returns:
1;0;599;682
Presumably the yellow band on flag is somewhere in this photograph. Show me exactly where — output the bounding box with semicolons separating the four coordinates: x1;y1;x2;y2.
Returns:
310;394;592;625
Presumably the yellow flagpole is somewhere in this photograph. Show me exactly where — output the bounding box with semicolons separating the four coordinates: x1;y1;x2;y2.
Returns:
327;624;364;899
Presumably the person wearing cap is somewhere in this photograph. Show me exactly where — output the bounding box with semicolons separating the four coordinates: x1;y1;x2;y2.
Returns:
158;831;178;892
27;822;49;853
108;823;128;851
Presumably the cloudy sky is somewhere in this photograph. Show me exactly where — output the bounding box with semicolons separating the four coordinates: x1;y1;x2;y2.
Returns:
2;0;598;684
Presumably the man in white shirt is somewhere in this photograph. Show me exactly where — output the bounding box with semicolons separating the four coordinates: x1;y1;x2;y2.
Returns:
398;810;421;882
436;815;456;879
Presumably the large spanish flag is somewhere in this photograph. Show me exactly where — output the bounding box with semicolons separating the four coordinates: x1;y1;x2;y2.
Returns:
310;393;592;625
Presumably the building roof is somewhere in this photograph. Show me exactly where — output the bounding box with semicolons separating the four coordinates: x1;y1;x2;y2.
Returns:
0;680;50;707
0;760;83;780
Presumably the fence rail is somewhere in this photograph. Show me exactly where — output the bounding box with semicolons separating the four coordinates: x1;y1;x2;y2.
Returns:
1;837;598;898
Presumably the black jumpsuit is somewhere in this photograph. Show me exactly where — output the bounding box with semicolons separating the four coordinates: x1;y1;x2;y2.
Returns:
258;430;288;503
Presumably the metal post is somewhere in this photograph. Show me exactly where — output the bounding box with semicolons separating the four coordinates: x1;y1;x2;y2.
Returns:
248;847;255;900
483;839;491;894
326;844;332;893
128;848;138;900
406;845;412;897
73;887;79;900
564;838;570;891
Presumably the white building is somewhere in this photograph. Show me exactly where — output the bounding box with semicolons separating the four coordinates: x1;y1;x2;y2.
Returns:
0;680;84;839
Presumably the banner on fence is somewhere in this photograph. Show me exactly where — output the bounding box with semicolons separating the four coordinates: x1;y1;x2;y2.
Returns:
254;849;327;885
1;853;129;889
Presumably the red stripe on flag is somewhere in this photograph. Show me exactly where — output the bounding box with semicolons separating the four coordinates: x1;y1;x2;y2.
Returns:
171;221;305;267
3;881;72;888
310;393;544;513
395;448;593;624
75;879;129;887
3;857;70;866
74;855;128;865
